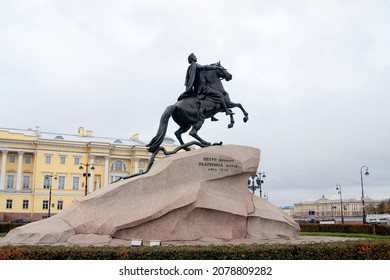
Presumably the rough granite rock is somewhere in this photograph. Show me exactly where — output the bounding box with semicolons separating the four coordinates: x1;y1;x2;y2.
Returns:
0;145;300;246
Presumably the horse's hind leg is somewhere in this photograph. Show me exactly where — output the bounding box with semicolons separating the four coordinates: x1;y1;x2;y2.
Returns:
189;119;210;146
174;125;191;146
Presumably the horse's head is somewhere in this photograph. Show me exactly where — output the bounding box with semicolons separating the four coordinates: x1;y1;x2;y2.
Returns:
214;61;232;81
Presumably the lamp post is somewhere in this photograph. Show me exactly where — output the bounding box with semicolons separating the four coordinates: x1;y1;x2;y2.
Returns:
247;171;266;197
256;172;266;197
360;166;369;224
79;163;95;196
247;176;256;194
336;183;344;224
44;174;57;218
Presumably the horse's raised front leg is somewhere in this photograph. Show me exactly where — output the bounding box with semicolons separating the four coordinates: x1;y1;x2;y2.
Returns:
228;113;235;129
189;119;211;146
227;101;249;123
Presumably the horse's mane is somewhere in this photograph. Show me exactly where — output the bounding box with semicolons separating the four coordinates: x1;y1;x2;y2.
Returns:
205;72;225;93
209;62;224;69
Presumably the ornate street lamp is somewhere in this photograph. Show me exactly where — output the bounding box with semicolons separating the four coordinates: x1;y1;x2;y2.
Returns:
79;163;95;196
247;177;256;194
44;174;57;218
336;183;344;224
248;171;266;197
360;166;369;224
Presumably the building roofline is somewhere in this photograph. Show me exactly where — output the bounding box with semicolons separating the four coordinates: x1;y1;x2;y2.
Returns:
0;127;148;147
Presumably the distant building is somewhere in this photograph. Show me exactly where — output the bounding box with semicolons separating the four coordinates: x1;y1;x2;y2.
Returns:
0;127;178;222
280;206;294;217
293;195;382;219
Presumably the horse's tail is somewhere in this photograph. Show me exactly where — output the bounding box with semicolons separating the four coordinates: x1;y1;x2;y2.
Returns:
146;105;175;153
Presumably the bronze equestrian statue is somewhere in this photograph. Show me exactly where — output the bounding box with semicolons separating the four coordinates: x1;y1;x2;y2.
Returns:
147;54;249;154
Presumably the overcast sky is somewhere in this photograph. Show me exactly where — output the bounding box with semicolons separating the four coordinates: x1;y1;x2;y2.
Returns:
1;0;389;207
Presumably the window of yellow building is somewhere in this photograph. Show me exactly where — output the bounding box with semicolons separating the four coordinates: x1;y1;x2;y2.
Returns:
72;177;80;190
111;160;127;171
59;156;66;165
57;176;66;190
25;155;31;164
23;175;30;189
73;157;80;165
9;154;15;163
43;176;51;189
6;199;12;209
7;175;14;189
22;200;29;209
45;155;52;164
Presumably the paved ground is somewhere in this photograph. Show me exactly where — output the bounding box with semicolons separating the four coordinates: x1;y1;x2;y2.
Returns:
160;236;367;246
0;235;367;247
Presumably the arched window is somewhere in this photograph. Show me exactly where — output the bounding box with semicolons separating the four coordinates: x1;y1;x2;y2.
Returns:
111;160;127;172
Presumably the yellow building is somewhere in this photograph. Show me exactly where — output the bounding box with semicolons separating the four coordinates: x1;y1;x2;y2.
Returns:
0;127;178;222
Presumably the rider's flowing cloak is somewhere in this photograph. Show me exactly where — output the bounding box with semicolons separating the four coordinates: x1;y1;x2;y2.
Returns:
185;62;197;92
178;62;197;101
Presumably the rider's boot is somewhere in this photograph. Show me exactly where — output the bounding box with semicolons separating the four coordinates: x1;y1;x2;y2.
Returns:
225;109;234;115
220;94;234;115
211;116;219;121
223;101;234;115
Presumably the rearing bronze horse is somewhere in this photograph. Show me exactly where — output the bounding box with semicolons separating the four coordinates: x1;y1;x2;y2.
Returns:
147;62;248;153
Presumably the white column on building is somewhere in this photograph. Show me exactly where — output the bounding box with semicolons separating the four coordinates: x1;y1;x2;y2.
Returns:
31;151;37;192
134;157;139;174
88;155;95;193
16;151;24;191
104;156;109;187
0;150;8;191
